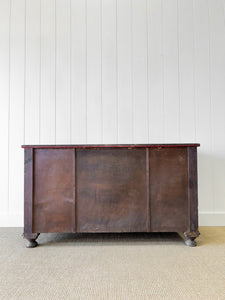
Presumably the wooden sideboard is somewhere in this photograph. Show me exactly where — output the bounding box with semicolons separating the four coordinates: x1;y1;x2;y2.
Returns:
22;144;200;247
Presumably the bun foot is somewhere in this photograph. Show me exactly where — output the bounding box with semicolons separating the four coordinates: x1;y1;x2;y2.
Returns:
184;238;196;247
184;231;200;247
23;233;40;248
26;239;38;248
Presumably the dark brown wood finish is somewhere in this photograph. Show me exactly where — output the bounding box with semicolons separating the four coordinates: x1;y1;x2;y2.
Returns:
150;147;189;232
76;148;148;232
22;144;200;247
23;148;40;247
33;149;75;233
24;148;33;234
146;148;150;232
184;147;200;246
22;143;200;149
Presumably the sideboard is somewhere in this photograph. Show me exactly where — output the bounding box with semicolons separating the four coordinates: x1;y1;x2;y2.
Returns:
22;144;200;247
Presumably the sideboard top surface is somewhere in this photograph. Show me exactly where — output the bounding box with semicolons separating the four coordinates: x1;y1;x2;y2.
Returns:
22;143;200;149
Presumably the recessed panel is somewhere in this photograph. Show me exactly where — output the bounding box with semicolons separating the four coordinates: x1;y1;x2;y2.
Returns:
150;147;188;232
76;148;148;232
33;149;75;232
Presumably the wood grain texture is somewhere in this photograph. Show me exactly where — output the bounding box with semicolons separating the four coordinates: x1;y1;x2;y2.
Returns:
23;145;200;247
187;147;198;232
150;147;188;232
33;149;75;232
24;148;34;233
76;148;148;232
22;143;200;149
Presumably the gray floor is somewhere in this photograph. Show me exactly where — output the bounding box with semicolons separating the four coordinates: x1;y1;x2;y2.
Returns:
0;227;225;300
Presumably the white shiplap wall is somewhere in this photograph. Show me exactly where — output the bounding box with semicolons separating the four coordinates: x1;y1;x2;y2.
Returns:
0;0;225;226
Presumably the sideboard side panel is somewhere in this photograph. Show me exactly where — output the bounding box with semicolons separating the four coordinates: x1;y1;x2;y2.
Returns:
150;147;188;232
33;149;75;232
24;148;34;233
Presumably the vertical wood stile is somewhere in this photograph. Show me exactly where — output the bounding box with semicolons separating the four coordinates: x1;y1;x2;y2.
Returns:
146;148;150;232
74;148;76;233
187;147;198;232
24;148;34;233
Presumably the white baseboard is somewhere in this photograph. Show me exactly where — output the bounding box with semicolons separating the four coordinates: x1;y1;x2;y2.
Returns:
199;212;225;226
0;212;23;227
0;212;225;227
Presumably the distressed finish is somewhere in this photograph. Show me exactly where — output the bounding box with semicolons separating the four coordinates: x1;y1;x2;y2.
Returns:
22;144;200;247
76;148;148;232
150;147;189;232
33;149;75;233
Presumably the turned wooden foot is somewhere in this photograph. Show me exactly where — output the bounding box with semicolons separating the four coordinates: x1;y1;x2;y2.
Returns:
184;238;196;247
23;233;40;248
184;231;200;247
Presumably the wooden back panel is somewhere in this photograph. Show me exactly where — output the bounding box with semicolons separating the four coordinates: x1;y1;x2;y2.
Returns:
30;146;194;234
33;149;75;232
150;147;188;232
76;148;148;232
